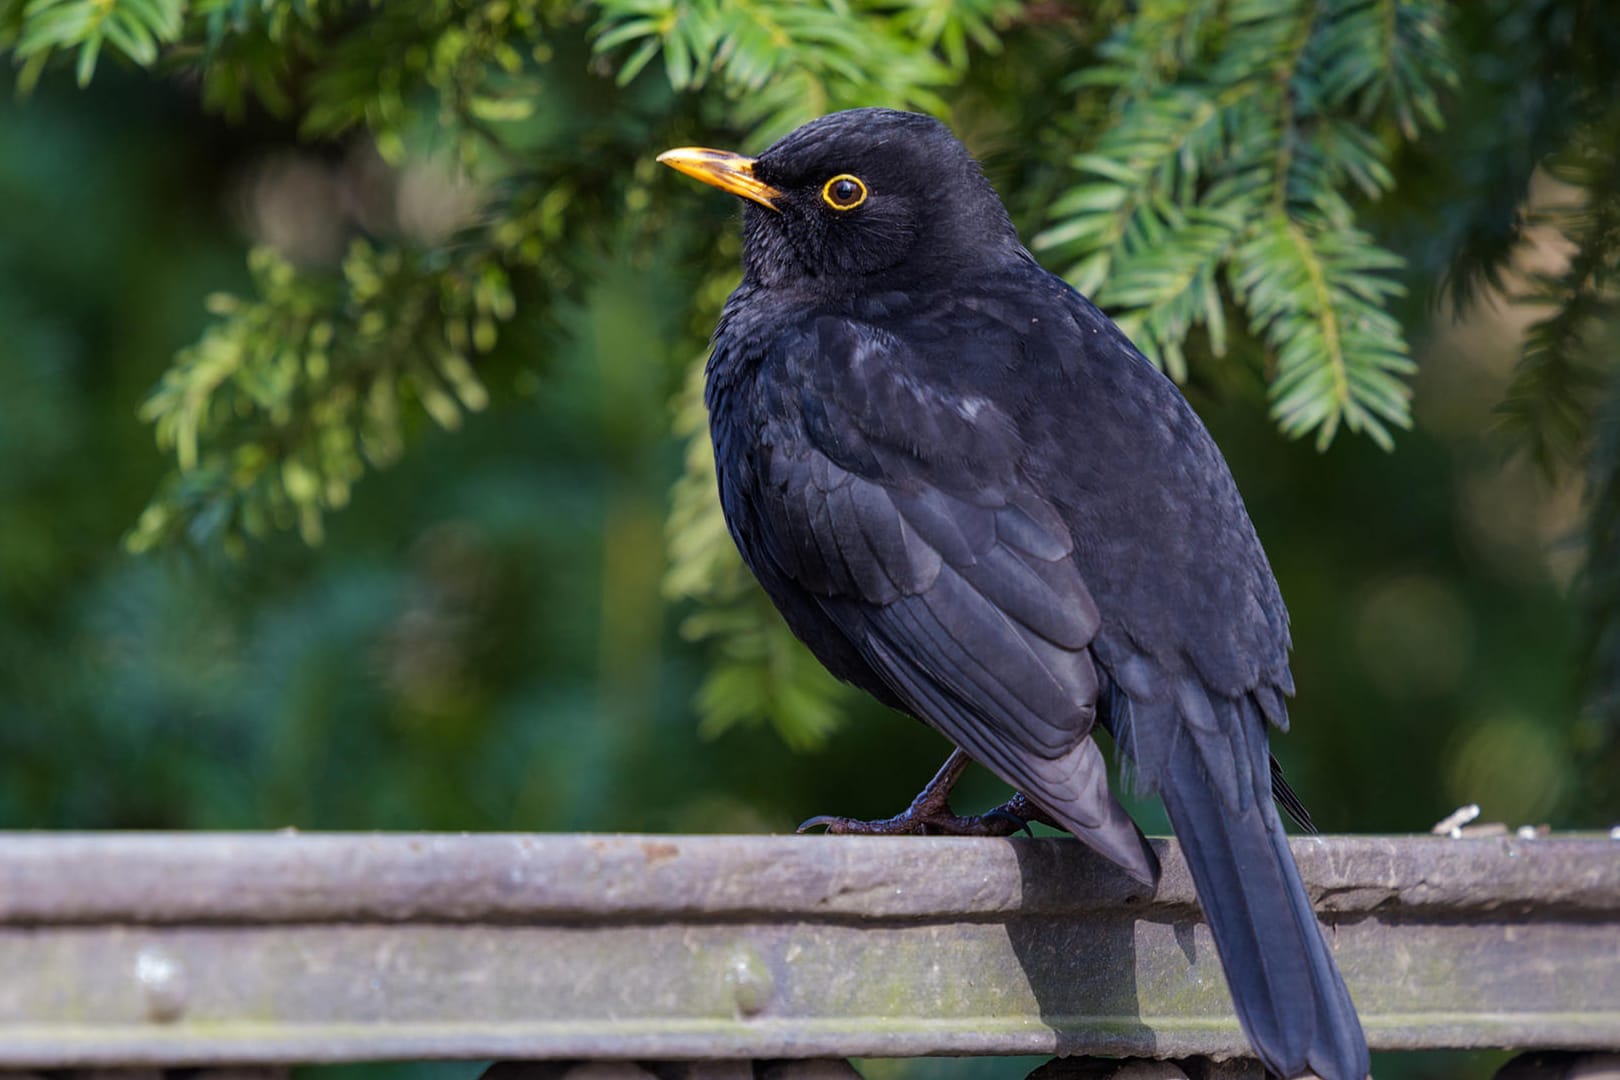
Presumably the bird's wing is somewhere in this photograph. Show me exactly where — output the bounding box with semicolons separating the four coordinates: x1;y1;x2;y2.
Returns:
752;316;1156;881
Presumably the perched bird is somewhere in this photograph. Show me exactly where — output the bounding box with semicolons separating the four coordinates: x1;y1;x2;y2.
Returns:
659;108;1368;1080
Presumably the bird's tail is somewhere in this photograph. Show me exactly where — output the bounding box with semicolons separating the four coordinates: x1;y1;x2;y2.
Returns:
1155;694;1369;1080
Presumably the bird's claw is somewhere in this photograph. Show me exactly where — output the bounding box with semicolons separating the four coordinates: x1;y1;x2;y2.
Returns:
796;802;1039;838
796;814;860;834
980;807;1034;837
796;811;932;835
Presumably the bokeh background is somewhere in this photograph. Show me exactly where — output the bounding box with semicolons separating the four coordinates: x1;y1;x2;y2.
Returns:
1;2;1616;1079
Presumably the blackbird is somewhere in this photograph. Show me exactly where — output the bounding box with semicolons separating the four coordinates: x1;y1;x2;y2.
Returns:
659;108;1368;1080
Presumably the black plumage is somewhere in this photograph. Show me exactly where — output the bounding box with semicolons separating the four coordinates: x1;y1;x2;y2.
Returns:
660;108;1368;1080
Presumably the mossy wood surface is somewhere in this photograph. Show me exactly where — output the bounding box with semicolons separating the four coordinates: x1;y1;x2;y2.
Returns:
0;833;1615;1065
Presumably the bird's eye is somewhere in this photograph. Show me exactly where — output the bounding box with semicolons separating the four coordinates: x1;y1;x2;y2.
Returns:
821;174;868;211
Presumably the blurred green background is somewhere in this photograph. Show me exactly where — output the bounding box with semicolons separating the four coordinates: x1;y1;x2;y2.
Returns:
1;2;1616;1079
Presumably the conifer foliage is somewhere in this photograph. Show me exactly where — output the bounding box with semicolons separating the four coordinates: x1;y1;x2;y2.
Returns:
1033;0;1451;448
3;0;1615;748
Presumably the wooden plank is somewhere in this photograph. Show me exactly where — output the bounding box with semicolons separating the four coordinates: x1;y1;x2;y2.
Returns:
0;832;1614;1066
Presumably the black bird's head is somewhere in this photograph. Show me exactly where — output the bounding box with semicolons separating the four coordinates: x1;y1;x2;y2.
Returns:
659;108;1023;296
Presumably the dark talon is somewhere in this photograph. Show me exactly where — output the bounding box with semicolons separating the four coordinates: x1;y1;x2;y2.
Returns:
980;808;1033;837
796;815;844;834
796;810;931;836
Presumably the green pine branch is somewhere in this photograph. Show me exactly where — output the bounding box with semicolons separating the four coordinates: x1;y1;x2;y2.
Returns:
1037;0;1452;450
6;0;184;89
591;0;960;140
1438;0;1620;315
1035;87;1234;297
129;237;514;553
1234;213;1413;448
1495;116;1620;474
1101;204;1245;381
1317;0;1449;138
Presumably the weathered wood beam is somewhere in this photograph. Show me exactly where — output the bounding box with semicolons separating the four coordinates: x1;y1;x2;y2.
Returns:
0;832;1615;1066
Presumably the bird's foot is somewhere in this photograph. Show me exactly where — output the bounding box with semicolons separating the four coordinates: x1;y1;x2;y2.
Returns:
797;803;1030;837
987;792;1066;833
796;749;1069;838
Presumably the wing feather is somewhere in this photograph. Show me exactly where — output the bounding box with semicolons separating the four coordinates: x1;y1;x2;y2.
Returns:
746;315;1156;881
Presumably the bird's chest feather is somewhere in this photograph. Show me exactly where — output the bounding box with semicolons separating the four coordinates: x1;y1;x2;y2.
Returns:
705;329;903;698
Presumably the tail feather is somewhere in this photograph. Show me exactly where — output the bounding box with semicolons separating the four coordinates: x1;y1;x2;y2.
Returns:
1157;695;1368;1080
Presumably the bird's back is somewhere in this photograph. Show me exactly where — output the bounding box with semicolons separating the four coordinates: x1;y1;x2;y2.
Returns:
711;262;1294;741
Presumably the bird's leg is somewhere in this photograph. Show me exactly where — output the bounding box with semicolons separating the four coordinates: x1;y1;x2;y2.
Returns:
797;748;1050;837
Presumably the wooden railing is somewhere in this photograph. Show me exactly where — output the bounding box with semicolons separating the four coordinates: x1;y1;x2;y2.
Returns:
0;832;1616;1079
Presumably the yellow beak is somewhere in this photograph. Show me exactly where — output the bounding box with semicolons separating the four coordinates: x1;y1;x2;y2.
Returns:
656;147;782;211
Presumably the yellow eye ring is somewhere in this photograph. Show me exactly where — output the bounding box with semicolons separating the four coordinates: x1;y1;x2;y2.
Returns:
821;174;868;211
